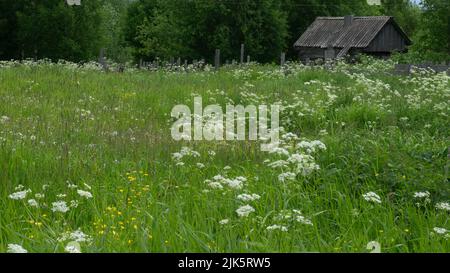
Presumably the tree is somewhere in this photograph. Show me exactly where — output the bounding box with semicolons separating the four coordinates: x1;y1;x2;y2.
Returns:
125;0;288;63
413;0;450;61
0;0;104;61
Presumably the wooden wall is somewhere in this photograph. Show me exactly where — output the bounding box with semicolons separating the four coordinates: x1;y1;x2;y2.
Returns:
364;23;407;53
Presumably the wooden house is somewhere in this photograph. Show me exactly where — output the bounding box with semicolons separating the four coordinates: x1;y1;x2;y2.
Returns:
293;16;412;61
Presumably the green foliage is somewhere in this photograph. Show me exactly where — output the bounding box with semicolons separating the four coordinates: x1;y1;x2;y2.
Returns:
126;0;288;63
411;0;450;62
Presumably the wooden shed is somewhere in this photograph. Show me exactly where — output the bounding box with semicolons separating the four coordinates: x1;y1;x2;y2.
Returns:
293;16;412;62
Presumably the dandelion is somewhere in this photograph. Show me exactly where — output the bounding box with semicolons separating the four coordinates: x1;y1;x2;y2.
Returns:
51;201;70;213
237;193;261;202
77;189;93;199
363;192;382;204
9;189;31;200
7;244;28;253
236;205;255;217
366;241;381;253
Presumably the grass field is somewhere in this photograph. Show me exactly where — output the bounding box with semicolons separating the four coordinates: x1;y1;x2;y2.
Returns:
0;59;449;253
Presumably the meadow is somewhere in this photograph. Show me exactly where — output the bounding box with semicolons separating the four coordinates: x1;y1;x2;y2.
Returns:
0;58;449;253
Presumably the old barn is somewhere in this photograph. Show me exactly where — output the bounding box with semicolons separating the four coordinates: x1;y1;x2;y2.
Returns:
293;16;412;61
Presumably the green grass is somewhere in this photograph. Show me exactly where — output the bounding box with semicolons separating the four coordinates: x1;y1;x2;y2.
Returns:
0;60;449;253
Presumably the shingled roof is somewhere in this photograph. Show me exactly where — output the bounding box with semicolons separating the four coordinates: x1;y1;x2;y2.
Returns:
293;16;412;49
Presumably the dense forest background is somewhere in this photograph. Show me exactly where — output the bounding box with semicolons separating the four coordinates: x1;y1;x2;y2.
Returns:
0;0;449;63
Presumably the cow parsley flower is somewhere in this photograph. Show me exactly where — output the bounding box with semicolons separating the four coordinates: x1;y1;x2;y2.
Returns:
237;193;261;202
9;189;31;200
266;225;288;232
58;229;92;243
435;202;450;212
51;201;70;213
278;172;296;182
7;244;27;253
27;199;39;207
433;227;448;235
219;219;229;225
77;189;93;199
208;182;223;189
236;205;255;217
363;192;382;204
64;242;82;253
413;191;430;198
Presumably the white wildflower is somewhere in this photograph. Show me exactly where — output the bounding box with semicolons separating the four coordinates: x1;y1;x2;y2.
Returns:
208;182;223;189
51;201;70;213
9;189;31;200
436;202;450;212
27;199;39;207
366;241;381;253
77;189;93;199
35;193;45;199
266;225;288;232
278;172;296;182
433;227;448;235
219;219;229;225
0;115;10;123
236;205;255;217
413;191;430;198
363;192;382;204
7;244;27;253
64;242;81;253
237;193;261;202
70;200;79;208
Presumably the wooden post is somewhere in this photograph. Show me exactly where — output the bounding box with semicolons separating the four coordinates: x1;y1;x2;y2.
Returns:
445;147;450;183
215;49;220;71
240;44;245;64
247;55;250;63
177;57;181;67
99;48;107;71
280;52;286;67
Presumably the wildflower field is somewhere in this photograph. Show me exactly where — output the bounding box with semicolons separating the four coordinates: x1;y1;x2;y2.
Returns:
0;58;449;253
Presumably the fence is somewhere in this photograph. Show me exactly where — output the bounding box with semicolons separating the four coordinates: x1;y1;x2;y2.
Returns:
395;63;450;75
